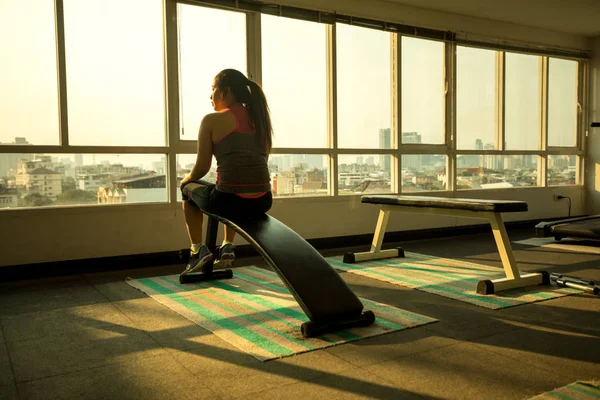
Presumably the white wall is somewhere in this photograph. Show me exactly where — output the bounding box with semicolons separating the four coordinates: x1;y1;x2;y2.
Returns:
585;36;600;214
0;186;584;267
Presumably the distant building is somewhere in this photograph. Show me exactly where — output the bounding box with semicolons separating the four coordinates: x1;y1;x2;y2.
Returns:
271;173;295;196
0;137;34;177
402;132;422;170
16;167;62;199
483;143;503;170
0;184;18;208
457;155;482;169
113;174;165;189
379;128;391;173
402;132;421;144
77;173;111;192
549;156;569;170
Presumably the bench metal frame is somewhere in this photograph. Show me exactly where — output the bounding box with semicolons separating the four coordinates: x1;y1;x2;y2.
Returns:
353;205;547;294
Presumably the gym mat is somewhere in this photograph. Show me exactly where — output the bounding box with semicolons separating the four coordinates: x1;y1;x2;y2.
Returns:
515;237;600;255
328;252;580;310
126;266;437;362
529;381;600;399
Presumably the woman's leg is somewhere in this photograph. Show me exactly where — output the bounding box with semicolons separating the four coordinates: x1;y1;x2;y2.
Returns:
224;225;236;243
182;200;204;245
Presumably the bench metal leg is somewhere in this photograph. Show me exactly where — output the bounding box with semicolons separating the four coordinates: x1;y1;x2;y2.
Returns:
343;209;404;263
477;212;549;294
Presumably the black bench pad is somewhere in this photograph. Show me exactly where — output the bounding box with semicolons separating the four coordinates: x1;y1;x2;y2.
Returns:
362;195;528;213
186;187;364;322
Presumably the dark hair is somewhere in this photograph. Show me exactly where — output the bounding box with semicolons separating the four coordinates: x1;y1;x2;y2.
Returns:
214;69;273;154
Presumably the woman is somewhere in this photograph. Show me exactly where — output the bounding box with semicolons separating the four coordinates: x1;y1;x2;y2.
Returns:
179;69;273;275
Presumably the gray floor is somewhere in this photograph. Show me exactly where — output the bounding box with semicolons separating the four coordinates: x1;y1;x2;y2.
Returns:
1;228;599;400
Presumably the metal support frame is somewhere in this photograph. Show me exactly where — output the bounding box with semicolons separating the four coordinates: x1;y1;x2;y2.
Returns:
347;204;546;294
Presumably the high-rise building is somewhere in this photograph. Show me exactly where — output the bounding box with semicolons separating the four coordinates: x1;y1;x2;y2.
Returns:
475;139;484;150
402;132;422;170
379;128;391;173
483;143;503;170
402;132;421;144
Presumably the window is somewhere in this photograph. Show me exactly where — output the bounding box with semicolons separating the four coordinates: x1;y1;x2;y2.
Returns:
1;6;588;211
262;16;328;148
0;0;59;145
336;24;391;149
402;37;445;144
1;153;167;207
547;155;577;186
548;58;578;147
270;154;328;197
456;46;497;150
178;5;246;140
338;154;391;195
504;53;540;150
63;0;166;146
402;155;446;192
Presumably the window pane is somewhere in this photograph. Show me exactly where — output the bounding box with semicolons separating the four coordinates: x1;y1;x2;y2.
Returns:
548;58;578;147
0;153;167;208
505;53;540;150
338;155;391;195
402;37;445;144
179;5;246;140
337;24;391;149
456;155;538;189
457;47;496;150
547;155;577;186
402;155;446;192
269;154;328;197
0;0;59;145
63;0;165;146
176;154;218;201
262;16;327;148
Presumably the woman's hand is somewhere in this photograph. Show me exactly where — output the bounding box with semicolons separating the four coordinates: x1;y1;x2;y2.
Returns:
180;174;194;191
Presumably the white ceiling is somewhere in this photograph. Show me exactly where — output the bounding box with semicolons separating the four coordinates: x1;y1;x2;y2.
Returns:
384;0;600;37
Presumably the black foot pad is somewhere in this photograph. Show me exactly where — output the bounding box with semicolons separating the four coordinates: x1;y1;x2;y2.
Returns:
343;252;356;263
396;247;405;257
300;310;376;338
477;279;494;295
179;269;233;284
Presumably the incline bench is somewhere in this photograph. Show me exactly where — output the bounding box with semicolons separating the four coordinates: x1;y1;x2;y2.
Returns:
180;183;375;338
344;195;550;295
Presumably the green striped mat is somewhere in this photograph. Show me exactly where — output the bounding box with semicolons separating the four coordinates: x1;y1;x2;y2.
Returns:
126;266;437;361
530;381;600;399
328;252;580;310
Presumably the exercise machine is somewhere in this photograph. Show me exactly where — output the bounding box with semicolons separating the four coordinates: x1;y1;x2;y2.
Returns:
179;182;376;338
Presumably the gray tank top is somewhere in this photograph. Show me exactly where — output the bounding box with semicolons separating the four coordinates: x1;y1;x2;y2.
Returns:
213;106;271;194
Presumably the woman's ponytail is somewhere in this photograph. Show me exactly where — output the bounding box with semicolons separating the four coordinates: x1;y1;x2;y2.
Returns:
246;80;273;155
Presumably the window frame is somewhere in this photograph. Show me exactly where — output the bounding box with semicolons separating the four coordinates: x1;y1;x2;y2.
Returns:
0;0;588;213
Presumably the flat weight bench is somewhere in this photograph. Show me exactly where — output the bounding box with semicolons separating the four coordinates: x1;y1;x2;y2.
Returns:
344;195;550;295
180;183;375;338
